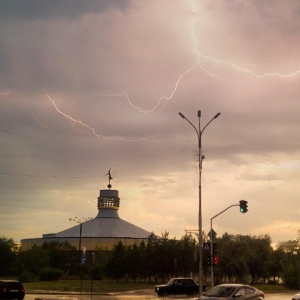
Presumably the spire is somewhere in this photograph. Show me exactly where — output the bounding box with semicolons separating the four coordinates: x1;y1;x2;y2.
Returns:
105;168;113;189
97;169;120;218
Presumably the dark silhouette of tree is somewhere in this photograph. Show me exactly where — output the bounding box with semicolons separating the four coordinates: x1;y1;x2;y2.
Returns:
245;234;272;284
4;231;299;288
19;244;50;275
0;237;18;276
106;241;126;282
269;248;285;283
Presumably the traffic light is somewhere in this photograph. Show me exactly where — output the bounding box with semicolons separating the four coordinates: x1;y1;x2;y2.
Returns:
239;200;248;213
213;243;217;255
213;256;219;265
205;256;211;266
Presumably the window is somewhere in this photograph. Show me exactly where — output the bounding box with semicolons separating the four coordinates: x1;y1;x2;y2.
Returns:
245;287;255;295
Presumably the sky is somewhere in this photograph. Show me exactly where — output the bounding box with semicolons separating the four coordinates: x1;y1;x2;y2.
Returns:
0;0;300;246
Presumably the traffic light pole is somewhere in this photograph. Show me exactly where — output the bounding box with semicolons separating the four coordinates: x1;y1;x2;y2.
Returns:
210;204;239;288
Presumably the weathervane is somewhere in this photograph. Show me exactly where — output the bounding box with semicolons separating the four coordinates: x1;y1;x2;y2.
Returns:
105;168;113;189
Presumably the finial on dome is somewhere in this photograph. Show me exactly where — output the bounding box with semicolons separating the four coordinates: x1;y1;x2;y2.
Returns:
105;168;113;189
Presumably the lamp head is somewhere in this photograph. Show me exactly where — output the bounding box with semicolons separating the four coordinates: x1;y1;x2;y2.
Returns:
178;112;185;119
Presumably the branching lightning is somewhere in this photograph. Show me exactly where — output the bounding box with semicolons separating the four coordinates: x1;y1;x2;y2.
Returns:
28;107;49;129
104;63;198;114
45;1;300;137
46;94;156;142
105;1;300;114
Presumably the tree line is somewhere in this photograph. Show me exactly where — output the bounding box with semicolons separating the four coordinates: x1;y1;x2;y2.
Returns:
0;232;299;288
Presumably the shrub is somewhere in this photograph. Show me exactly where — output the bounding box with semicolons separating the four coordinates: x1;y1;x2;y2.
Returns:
18;270;35;283
39;267;63;281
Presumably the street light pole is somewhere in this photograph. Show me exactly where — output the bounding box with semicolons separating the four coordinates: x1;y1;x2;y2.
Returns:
69;217;93;251
179;110;221;296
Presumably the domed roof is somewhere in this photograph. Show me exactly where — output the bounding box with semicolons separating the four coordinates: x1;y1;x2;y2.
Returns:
55;187;152;239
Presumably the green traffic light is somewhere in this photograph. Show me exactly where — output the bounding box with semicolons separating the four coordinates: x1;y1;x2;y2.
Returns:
239;200;248;213
205;257;211;266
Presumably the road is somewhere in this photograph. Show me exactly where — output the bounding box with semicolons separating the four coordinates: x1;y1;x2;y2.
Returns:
24;291;295;300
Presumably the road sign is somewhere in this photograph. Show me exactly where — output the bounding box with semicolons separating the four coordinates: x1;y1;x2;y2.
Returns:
81;255;86;264
203;242;210;252
208;229;217;241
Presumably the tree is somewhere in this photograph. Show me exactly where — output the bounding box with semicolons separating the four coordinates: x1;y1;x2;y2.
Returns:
41;241;77;273
18;241;77;276
281;245;300;289
245;234;272;284
19;244;50;275
106;241;126;282
216;233;249;283
0;237;18;276
177;234;197;277
269;248;285;283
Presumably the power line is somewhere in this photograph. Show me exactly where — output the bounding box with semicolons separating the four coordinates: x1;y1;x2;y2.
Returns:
0;171;80;179
0;128;173;160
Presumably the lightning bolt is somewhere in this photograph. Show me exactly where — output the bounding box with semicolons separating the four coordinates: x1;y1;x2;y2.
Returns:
46;94;156;142
44;2;300;133
103;63;198;114
28;107;49;129
106;1;300;114
0;91;12;96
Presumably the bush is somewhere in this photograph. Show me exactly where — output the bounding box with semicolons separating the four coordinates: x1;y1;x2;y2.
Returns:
282;266;300;289
91;266;103;280
39;267;63;281
18;271;35;283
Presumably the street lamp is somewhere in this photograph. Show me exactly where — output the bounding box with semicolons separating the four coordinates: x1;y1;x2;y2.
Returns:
178;110;221;296
69;217;93;251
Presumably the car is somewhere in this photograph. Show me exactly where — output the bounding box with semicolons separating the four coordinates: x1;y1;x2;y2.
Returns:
0;280;25;300
199;283;264;300
154;277;200;296
292;292;300;300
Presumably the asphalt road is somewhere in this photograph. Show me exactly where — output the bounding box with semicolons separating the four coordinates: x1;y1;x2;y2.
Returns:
24;291;296;300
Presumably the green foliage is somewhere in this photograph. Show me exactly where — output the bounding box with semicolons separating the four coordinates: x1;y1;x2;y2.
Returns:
18;241;78;276
39;267;63;281
104;232;197;283
18;270;36;283
19;244;51;275
3;232;300;289
268;248;285;281
0;236;18;276
282;265;300;289
215;233;273;284
106;241;126;281
282;250;300;289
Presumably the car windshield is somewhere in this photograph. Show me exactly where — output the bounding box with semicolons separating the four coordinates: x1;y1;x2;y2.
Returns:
167;279;176;285
205;286;236;297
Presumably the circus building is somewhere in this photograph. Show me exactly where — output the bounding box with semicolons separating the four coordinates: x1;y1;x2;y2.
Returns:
21;171;155;251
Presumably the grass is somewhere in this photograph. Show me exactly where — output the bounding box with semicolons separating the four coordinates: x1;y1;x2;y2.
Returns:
24;279;155;293
253;284;294;293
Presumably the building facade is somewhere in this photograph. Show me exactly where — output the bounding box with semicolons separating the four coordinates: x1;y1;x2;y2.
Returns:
21;178;155;251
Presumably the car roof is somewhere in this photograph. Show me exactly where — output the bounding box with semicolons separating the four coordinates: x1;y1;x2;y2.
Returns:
216;284;250;287
0;280;23;285
170;277;194;280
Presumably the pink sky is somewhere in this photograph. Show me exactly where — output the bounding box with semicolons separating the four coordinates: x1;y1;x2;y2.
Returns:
0;0;299;244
